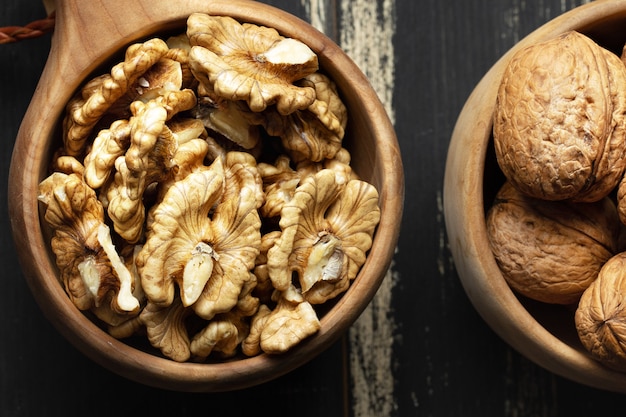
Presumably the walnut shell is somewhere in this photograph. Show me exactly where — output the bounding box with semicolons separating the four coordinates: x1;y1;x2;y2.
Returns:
493;31;626;202
486;182;619;304
575;251;626;372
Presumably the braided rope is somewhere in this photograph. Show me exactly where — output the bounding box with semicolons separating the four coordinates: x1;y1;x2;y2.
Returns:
0;12;55;44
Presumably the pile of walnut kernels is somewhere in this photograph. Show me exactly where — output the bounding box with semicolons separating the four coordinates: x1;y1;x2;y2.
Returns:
37;13;381;362
488;30;626;373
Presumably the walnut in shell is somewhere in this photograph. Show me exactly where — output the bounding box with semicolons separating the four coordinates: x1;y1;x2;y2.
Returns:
575;252;626;372
493;31;626;202
486;182;620;305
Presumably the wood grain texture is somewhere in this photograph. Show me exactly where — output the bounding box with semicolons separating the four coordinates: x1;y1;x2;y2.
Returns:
333;2;398;416
4;0;626;416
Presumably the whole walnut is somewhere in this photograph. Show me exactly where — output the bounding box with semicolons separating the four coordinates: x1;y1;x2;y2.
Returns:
486;182;620;305
575;252;626;372
493;31;626;202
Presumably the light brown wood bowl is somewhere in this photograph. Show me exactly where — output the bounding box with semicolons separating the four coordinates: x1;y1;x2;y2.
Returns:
444;0;626;393
8;0;403;392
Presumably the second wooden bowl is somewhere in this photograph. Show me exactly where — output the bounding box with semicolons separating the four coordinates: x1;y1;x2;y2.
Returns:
444;0;626;393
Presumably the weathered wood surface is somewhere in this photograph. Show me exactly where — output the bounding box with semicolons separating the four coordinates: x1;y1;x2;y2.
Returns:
2;0;626;416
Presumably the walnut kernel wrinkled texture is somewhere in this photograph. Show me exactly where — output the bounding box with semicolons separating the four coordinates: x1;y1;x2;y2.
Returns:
38;13;381;362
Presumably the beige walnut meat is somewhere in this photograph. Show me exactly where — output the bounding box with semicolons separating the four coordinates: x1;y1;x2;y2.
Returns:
489;30;626;372
37;13;381;362
38;172;142;326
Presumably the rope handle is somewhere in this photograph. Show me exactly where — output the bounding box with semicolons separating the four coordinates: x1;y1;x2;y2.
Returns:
0;11;56;44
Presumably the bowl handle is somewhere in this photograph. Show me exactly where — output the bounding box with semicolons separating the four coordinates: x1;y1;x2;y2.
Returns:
47;0;273;88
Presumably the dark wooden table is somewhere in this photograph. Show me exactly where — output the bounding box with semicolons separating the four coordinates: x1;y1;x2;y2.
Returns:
2;0;626;415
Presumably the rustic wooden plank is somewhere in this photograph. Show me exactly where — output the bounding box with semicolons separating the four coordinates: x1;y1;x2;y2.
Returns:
333;2;399;416
299;0;337;41
7;0;626;416
297;2;400;415
391;0;626;416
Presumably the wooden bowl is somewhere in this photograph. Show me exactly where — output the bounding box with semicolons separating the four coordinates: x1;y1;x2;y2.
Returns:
8;0;403;392
444;0;626;393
